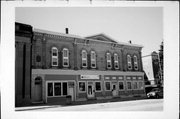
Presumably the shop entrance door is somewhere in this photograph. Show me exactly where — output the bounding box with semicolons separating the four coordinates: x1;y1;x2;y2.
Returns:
112;84;118;97
34;77;42;102
68;82;75;101
87;84;94;98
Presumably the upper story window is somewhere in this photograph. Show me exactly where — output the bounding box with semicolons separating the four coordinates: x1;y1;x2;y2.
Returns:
91;51;96;68
63;48;69;67
106;53;112;69
114;53;119;69
133;55;138;70
82;50;87;68
127;55;132;70
51;47;58;66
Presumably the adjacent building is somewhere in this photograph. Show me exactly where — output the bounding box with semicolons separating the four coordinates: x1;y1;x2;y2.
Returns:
142;51;161;86
15;22;145;106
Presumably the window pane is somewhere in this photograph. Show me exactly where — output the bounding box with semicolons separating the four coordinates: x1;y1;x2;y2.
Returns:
91;60;96;68
82;60;87;67
127;82;132;89
82;51;87;59
63;59;69;66
105;82;110;90
52;49;57;56
107;53;111;60
54;83;61;96
95;82;101;91
91;52;95;60
107;62;111;68
79;82;85;91
119;82;124;90
63;49;68;57
115;62;119;69
52;58;58;66
62;82;67;95
133;82;138;89
114;54;118;61
48;83;53;96
139;82;143;89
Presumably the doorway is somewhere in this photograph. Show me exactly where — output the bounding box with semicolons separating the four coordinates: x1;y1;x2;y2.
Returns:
87;84;95;98
112;84;118;97
34;77;42;102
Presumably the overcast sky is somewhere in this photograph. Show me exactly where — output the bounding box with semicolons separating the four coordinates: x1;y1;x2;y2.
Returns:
15;7;163;56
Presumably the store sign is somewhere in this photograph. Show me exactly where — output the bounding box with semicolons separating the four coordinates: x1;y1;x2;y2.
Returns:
80;75;99;79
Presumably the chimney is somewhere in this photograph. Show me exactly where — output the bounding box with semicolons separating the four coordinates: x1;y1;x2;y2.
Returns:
65;28;69;34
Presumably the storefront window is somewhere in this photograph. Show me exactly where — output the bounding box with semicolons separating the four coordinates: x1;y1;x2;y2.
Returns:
105;82;111;91
79;82;85;92
133;82;138;89
119;82;124;90
127;82;132;90
95;82;101;91
48;83;53;96
139;82;143;89
54;82;61;96
62;82;67;95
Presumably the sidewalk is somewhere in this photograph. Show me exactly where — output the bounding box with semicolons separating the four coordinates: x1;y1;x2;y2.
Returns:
15;96;147;111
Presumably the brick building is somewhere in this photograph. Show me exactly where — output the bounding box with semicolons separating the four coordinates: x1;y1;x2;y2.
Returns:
15;22;145;106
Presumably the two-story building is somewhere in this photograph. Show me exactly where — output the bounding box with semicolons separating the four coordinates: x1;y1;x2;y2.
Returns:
15;22;145;106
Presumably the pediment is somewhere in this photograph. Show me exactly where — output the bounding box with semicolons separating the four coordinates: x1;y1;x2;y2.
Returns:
86;34;117;43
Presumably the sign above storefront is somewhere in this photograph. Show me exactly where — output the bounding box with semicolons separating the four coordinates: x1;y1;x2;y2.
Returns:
80;75;99;79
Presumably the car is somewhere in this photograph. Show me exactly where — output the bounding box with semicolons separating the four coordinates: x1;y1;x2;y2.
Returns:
147;88;163;99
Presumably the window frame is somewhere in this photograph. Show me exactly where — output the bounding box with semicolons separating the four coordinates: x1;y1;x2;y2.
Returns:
133;55;138;70
127;55;132;70
104;81;111;91
133;81;138;90
106;52;112;69
62;48;69;67
138;82;144;90
46;81;68;97
95;81;102;92
114;53;119;69
78;81;86;93
127;82;132;90
81;50;87;68
91;51;96;68
51;47;58;66
118;81;124;91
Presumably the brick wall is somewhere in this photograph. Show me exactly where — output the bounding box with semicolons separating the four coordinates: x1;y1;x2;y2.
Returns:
32;31;143;72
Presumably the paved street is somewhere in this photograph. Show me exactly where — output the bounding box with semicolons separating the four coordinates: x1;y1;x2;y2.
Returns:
27;99;163;111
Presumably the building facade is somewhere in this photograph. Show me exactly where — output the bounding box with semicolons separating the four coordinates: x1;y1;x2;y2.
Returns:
142;51;161;86
15;22;145;106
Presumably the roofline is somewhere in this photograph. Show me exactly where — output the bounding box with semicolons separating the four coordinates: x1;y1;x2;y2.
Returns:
33;28;84;39
33;28;143;48
86;33;143;48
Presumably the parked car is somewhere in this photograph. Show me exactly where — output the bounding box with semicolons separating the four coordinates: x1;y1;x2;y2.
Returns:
147;88;163;99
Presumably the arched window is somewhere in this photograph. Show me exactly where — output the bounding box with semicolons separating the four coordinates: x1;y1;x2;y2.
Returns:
127;55;132;70
91;51;96;68
133;55;138;70
114;53;119;69
51;47;58;66
106;53;112;69
82;50;87;68
63;48;69;67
